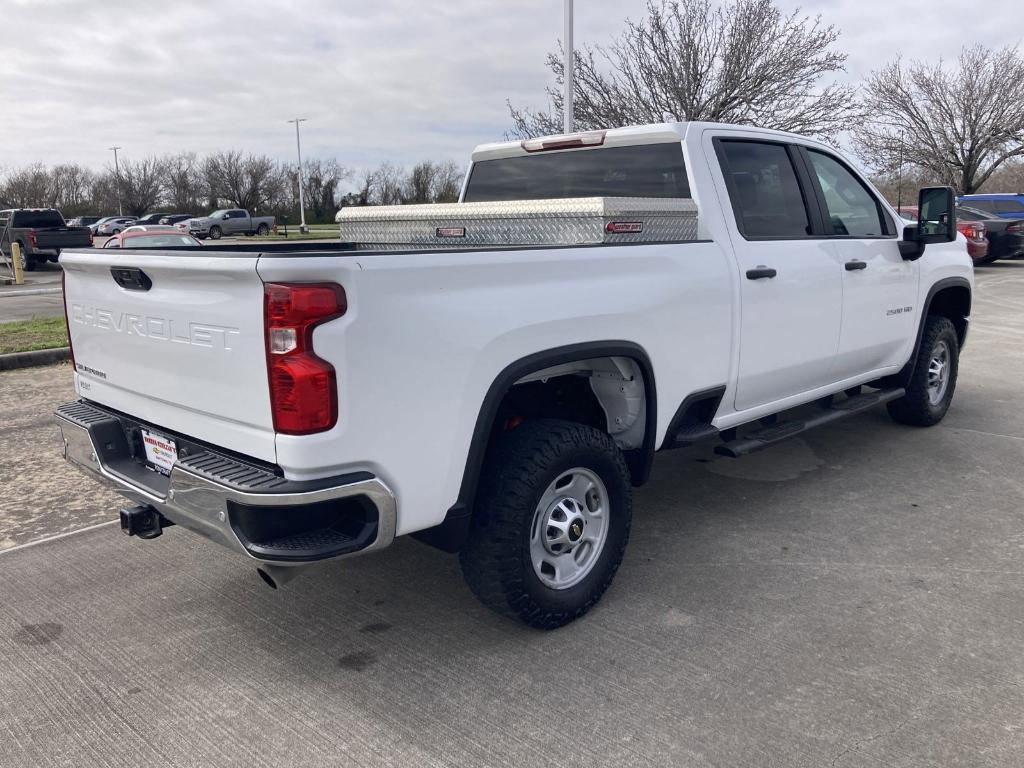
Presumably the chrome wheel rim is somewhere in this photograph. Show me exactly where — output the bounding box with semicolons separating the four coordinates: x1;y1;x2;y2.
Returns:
927;339;950;406
530;467;609;590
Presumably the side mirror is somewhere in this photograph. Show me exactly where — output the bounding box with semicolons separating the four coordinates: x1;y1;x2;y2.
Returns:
918;187;957;243
899;186;957;261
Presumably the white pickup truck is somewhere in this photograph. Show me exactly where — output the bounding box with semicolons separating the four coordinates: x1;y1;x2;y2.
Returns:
56;122;972;629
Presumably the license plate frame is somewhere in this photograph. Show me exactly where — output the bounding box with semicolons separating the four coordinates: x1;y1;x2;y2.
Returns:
140;428;178;476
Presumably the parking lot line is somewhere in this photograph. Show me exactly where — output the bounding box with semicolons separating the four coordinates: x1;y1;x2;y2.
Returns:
0;519;116;557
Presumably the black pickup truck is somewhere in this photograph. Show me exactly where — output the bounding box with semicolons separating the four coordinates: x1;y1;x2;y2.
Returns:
0;208;93;270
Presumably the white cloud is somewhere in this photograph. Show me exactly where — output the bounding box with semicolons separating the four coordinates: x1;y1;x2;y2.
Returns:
0;0;1020;173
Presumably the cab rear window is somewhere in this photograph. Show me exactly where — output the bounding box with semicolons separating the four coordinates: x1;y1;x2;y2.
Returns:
12;210;65;228
463;143;690;202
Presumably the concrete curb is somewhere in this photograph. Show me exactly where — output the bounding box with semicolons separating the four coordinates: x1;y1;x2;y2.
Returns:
0;347;70;371
0;287;62;299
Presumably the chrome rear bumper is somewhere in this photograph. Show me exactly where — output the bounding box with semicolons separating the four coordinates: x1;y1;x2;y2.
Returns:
55;401;397;566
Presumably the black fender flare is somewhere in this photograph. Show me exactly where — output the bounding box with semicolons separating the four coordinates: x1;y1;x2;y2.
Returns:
889;276;972;389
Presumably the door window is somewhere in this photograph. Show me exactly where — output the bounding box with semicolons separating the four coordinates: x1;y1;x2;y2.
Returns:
718;141;811;239
806;151;887;237
994;199;1024;214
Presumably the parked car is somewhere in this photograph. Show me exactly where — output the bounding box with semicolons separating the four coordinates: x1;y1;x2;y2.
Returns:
89;217;119;235
0;208;93;270
96;216;138;236
57;122;971;628
90;216;134;235
958;193;1024;219
102;230;202;249
956;219;989;263
67;215;102;228
133;213;172;226
159;213;194;225
956;205;1024;263
183;209;275;239
122;224;179;234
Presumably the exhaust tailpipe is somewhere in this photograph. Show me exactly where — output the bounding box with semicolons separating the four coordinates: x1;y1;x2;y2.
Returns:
256;564;307;590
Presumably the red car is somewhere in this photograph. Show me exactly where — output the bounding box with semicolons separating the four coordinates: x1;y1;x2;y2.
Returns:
957;220;989;263
102;230;202;249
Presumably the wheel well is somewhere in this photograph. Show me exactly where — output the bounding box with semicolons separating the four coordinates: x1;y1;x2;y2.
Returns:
928;285;971;346
413;343;656;554
496;356;648;455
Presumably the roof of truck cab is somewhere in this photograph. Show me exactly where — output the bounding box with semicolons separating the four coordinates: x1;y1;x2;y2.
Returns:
470;121;840;163
471;123;689;162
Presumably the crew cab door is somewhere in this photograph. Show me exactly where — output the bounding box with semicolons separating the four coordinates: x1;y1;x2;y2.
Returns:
713;138;844;411
797;147;918;379
225;210;247;234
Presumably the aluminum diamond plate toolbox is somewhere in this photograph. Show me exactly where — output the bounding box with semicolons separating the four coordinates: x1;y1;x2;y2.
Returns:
336;197;698;249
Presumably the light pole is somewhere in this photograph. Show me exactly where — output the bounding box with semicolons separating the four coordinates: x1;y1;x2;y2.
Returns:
563;0;574;134
109;146;123;216
288;118;308;233
896;130;905;212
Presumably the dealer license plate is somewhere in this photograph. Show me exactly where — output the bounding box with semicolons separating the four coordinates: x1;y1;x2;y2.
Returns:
141;429;178;475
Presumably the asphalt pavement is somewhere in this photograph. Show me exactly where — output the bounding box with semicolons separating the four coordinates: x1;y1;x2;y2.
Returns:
1;263;1022;766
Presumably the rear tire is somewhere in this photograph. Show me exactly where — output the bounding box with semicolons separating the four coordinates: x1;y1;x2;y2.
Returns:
209;226;222;240
16;243;35;272
256;223;270;236
887;315;959;426
459;419;632;629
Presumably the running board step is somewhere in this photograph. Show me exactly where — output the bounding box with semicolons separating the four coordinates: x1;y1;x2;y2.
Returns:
670;423;720;448
714;387;905;458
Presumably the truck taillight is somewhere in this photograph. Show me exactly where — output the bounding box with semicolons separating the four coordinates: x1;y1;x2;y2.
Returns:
61;271;76;370
264;282;347;435
29;231;38;249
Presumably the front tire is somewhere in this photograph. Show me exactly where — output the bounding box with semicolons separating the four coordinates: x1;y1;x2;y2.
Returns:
887;315;960;426
209;225;222;240
459;419;632;629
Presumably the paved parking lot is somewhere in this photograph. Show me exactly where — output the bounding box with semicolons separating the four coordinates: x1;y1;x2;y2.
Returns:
1;263;1022;766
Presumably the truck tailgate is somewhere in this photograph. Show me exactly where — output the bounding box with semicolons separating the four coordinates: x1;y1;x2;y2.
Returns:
36;227;93;248
60;249;276;463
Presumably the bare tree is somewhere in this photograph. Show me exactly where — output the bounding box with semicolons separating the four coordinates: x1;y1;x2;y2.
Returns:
162;153;204;213
298;158;350;221
0;163;52;208
113;156;165;216
364;162;406;206
403;161;436;204
431;160;463;203
854;45;1024;194
50;164;96;215
399;160;464;204
204;151;280;211
509;0;857;141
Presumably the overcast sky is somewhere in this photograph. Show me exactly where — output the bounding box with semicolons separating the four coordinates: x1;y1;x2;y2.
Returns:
0;0;1020;176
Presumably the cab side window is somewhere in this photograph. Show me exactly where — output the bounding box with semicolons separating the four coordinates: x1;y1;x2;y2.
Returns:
718;141;812;239
806;150;887;237
995;199;1024;214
